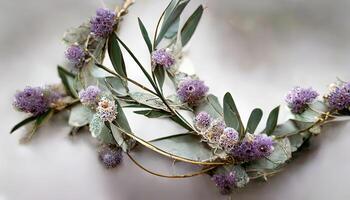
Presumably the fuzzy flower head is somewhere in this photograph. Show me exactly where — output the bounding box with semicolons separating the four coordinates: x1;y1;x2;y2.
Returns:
219;127;239;152
90;8;116;38
13;86;57;116
327;82;350;111
231;134;274;162
97;97;117;122
98;145;122;168
151;49;175;69
177;78;209;105
65;45;85;67
285;87;319;114
202;119;225;145
195;112;212;131
211;172;236;195
79;86;101;107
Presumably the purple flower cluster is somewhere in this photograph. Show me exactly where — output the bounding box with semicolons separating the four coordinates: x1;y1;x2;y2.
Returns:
65;45;85;67
13;86;57;116
177;78;209;105
327;82;350;111
211;172;236;195
202;119;226;144
285;87;319;114
98;145;123;168
231;134;274;162
97;97;117;122
195;112;212;131
90;8;116;38
219;127;239;152
79;86;101;107
151;49;175;69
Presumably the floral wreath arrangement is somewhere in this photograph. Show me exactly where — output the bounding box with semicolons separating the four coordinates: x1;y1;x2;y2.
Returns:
10;0;350;195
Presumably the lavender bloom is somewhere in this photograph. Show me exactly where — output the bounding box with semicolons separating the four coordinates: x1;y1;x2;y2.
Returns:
97;97;117;122
211;172;236;195
98;145;123;168
219;127;239;152
177;78;209;105
327;82;350;111
79;86;101;107
195;112;212;131
151;49;175;69
65;45;85;67
202;119;225;144
285;87;319;114
90;8;115;38
13;87;53;116
231;134;274;162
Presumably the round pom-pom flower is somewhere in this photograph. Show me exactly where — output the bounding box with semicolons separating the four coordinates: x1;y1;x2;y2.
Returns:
98;145;123;168
65;45;85;67
211;172;236;195
177;78;209;105
219;127;239;152
151;49;175;69
97;97;117;122
13;86;53;116
231;134;274;162
285;87;319;114
202;119;225;145
195;112;212;131
90;8;116;38
79;86;101;107
327;82;350;111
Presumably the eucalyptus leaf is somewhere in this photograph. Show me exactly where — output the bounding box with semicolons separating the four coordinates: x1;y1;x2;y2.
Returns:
150;134;216;162
137;18;153;53
108;33;127;79
223;92;244;135
68;104;94;127
181;5;204;46
57;66;78;98
265;106;280;136
246;108;263;134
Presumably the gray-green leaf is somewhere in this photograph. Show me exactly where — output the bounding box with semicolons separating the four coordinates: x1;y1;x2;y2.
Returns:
181;5;204;46
68;104;94;127
265;106;280;136
246;108;263;134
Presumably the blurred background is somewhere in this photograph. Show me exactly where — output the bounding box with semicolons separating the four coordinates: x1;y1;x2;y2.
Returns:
0;0;350;199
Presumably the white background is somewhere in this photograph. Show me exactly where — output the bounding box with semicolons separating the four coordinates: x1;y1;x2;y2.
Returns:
1;0;350;199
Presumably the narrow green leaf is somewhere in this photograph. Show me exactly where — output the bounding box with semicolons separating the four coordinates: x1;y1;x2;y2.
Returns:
105;76;128;97
10;115;37;133
137;18;153;53
134;109;171;118
246;108;263;134
265;106;280;136
170;115;193;131
181;5;204;46
57;66;78;98
114;99;132;133
223;92;244;135
153;66;165;90
108;33;127;78
155;0;190;47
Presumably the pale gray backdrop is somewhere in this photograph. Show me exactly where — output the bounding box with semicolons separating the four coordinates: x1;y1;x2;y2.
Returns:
1;0;350;199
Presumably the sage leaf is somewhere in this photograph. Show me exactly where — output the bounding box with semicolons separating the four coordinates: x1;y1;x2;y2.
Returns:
246;108;263;134
137;18;153;53
150;134;216;162
223;92;244;135
68;104;94;127
265;106;280;136
108;33;127;79
181;5;204;46
10;115;37;134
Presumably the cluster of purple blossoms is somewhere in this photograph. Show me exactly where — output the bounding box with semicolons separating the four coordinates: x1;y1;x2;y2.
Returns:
219;127;239;152
194;111;212;131
285;87;319;114
202;119;226;145
151;49;175;69
79;86;101;107
97;97;117;122
65;45;85;67
98;145;123;168
177;78;209;105
231;134;274;162
90;8;116;38
327;82;350;111
211;172;236;195
13;86;59;116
